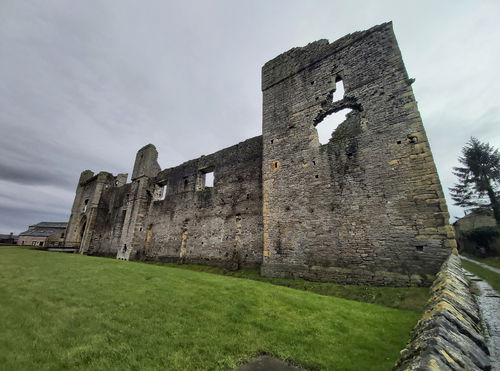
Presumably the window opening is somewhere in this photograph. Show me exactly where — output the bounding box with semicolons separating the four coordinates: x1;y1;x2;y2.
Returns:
83;199;89;212
332;78;345;102
315;108;352;145
204;171;214;188
161;185;168;200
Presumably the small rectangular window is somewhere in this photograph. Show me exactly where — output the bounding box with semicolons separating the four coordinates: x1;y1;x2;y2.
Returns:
205;171;214;188
161;185;168;200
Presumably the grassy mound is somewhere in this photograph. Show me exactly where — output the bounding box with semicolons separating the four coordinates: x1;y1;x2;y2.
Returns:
0;247;420;370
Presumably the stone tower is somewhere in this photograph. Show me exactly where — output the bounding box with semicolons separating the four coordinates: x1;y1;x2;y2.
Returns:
260;22;455;285
64;170;127;253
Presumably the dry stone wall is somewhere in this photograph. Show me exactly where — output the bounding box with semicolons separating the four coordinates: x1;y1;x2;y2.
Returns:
395;252;491;370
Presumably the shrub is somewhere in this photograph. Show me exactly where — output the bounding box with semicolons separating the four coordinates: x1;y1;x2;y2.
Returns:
460;226;500;257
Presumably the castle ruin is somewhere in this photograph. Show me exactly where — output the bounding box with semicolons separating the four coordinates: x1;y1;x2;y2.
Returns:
64;23;455;286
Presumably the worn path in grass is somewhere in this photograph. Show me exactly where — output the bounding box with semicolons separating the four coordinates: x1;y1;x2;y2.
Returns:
461;255;500;274
0;247;419;370
462;264;500;370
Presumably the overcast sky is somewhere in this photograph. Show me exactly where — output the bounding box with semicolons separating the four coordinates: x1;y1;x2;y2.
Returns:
1;0;499;233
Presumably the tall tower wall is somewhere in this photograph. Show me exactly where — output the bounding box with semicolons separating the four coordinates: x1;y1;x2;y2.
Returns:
260;23;454;286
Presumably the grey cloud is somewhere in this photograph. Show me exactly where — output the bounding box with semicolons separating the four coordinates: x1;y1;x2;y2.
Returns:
0;0;499;233
0;162;72;187
0;205;68;234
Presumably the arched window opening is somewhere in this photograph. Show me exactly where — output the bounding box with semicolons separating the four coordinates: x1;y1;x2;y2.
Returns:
80;221;87;241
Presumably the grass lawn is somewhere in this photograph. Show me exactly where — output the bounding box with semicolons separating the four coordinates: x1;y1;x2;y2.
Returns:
461;258;500;292
149;263;429;313
0;247;420;370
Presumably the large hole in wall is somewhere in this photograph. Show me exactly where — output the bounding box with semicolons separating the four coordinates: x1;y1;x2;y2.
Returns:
314;78;356;145
316;108;352;145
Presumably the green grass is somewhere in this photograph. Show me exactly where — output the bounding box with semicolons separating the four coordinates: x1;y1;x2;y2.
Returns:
148;262;429;313
0;247;420;370
462;259;500;292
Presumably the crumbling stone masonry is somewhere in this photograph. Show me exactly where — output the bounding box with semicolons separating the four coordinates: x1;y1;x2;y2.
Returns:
64;23;455;286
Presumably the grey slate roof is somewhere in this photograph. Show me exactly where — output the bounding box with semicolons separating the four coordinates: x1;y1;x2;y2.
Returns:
29;222;67;229
19;228;62;237
19;222;67;237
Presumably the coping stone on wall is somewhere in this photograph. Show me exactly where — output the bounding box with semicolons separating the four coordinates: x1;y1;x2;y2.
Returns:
394;251;492;370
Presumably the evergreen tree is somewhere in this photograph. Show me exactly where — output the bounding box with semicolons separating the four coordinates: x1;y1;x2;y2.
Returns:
450;137;500;224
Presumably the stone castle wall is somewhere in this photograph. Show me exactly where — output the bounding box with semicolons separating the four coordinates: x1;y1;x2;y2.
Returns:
261;22;454;286
63;23;454;286
143;136;263;268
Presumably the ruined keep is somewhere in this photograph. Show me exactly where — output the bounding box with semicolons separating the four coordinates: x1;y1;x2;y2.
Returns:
64;23;455;286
